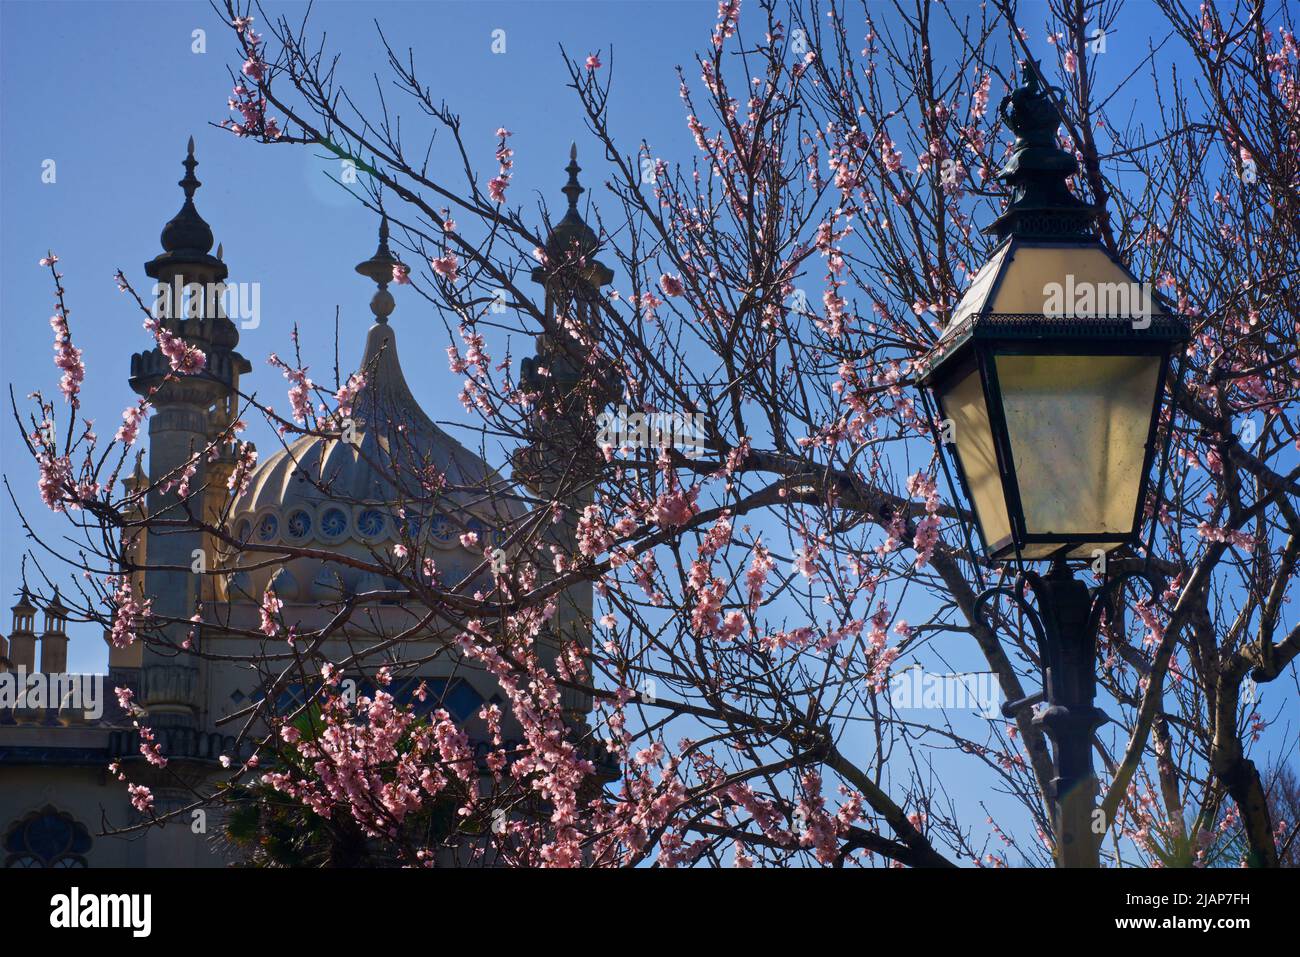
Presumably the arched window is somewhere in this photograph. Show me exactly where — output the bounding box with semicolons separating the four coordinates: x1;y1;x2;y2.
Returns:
3;806;91;868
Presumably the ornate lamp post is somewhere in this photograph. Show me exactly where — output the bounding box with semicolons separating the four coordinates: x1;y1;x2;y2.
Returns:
915;62;1188;867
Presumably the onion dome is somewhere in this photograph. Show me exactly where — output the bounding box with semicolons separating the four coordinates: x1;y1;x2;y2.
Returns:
145;137;227;281
532;144;614;286
226;218;519;601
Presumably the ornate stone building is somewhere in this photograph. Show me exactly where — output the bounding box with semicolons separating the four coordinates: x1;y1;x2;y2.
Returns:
0;141;605;866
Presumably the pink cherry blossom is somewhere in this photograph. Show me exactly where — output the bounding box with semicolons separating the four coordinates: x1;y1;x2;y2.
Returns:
334;371;366;420
659;273;685;297
260;588;283;637
114;401;150;446
431;253;460;281
127;783;155;813
49;310;85;403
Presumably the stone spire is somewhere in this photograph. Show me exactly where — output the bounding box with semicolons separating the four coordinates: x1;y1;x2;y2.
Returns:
39;588;69;674
132;138;248;396
533;144;613;287
526;145;613;371
146;137;226;281
5;589;37;672
349;215;434;433
10;588;36;630
985;60;1098;241
521;145;614;394
2;589;37;673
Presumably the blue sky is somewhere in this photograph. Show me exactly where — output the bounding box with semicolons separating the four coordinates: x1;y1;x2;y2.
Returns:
2;0;1295;863
0;0;724;675
1;0;1181;667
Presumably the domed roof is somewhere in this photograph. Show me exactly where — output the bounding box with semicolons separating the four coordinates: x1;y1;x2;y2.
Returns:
233;320;498;518
229;220;521;580
159;140;215;255
145;138;227;281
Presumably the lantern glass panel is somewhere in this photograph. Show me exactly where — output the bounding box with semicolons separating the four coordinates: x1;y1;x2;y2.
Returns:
994;352;1161;541
986;245;1151;318
936;367;1012;548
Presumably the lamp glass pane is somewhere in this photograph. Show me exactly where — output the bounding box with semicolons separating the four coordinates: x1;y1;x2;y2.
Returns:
987;245;1158;321
994;353;1161;538
936;368;1011;548
1009;541;1127;560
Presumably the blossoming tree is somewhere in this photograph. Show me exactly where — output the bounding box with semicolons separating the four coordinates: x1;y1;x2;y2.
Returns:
14;0;1299;866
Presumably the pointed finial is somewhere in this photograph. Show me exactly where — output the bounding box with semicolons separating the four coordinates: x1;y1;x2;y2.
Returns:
1021;57;1043;92
563;143;584;213
984;60;1095;240
216;242;224;261
531;141;612;287
180;136;201;201
152;137;215;259
355;215;402;323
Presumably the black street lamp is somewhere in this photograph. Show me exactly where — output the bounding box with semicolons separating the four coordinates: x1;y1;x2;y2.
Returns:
915;61;1188;867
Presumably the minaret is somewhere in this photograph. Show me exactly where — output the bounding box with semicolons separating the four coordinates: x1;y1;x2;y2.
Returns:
4;590;37;673
517;146;613;717
38;587;69;674
129;139;249;751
